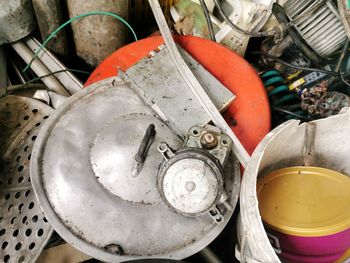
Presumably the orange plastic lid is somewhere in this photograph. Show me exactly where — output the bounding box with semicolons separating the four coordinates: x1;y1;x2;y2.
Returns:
257;166;350;237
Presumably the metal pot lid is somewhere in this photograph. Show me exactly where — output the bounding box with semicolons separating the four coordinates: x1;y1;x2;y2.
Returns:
30;77;240;262
0;95;53;263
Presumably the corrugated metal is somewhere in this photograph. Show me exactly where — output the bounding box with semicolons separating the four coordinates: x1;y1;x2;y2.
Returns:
285;0;347;57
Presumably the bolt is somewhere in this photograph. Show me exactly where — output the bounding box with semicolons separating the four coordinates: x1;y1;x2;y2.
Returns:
200;132;218;149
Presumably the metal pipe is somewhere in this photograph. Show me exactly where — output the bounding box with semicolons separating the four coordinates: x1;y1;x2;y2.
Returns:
11;41;69;96
9;60;26;84
148;0;250;167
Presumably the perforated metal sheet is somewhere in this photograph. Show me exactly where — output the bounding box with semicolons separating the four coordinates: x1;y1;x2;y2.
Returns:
0;95;53;263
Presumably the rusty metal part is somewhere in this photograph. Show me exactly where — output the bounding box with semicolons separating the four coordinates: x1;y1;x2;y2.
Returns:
0;95;53;263
301;80;350;118
32;0;68;57
66;0;129;67
0;0;36;44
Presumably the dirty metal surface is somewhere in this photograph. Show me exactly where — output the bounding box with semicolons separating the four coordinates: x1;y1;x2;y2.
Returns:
0;0;36;44
30;77;240;262
0;95;53;263
125;45;235;139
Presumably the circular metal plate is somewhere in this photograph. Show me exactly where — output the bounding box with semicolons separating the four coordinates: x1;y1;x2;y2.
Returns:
163;158;219;215
0;95;53;263
30;77;241;262
158;150;224;216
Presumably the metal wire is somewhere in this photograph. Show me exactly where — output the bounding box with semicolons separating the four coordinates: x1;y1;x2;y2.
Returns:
254;51;339;76
273;107;309;120
199;0;216;41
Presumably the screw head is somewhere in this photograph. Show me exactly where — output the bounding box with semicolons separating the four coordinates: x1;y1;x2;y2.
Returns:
200;132;218;149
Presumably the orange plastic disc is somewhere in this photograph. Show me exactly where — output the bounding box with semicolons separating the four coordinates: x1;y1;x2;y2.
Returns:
84;35;270;154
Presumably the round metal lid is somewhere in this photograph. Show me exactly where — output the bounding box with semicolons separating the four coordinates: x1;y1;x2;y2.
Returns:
158;149;224;216
0;95;53;263
30;77;240;262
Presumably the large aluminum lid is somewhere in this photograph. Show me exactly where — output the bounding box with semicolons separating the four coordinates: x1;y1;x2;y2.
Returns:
30;77;240;262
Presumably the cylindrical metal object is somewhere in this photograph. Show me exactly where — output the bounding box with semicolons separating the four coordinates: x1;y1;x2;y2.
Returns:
0;0;36;44
32;0;68;57
66;0;129;67
236;111;350;263
284;0;347;58
258;166;350;263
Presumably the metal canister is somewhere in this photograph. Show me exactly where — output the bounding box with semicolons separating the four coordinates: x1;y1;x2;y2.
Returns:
258;166;350;263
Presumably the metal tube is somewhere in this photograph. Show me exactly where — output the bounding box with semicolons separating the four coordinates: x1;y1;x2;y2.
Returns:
11;41;69;96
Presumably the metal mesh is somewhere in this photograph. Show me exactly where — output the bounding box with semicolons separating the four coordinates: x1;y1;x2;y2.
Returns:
0;95;53;263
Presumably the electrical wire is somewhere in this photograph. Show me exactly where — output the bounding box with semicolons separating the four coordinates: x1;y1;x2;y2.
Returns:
213;0;274;37
2;69;90;97
6;69;90;92
199;0;216;42
273;107;309;120
23;11;138;73
6;84;47;93
253;51;339;76
25;69;90;85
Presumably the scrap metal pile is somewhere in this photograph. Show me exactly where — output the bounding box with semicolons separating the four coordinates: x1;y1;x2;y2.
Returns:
1;0;350;263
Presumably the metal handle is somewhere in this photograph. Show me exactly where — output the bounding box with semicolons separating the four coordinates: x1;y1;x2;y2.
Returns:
135;124;156;163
